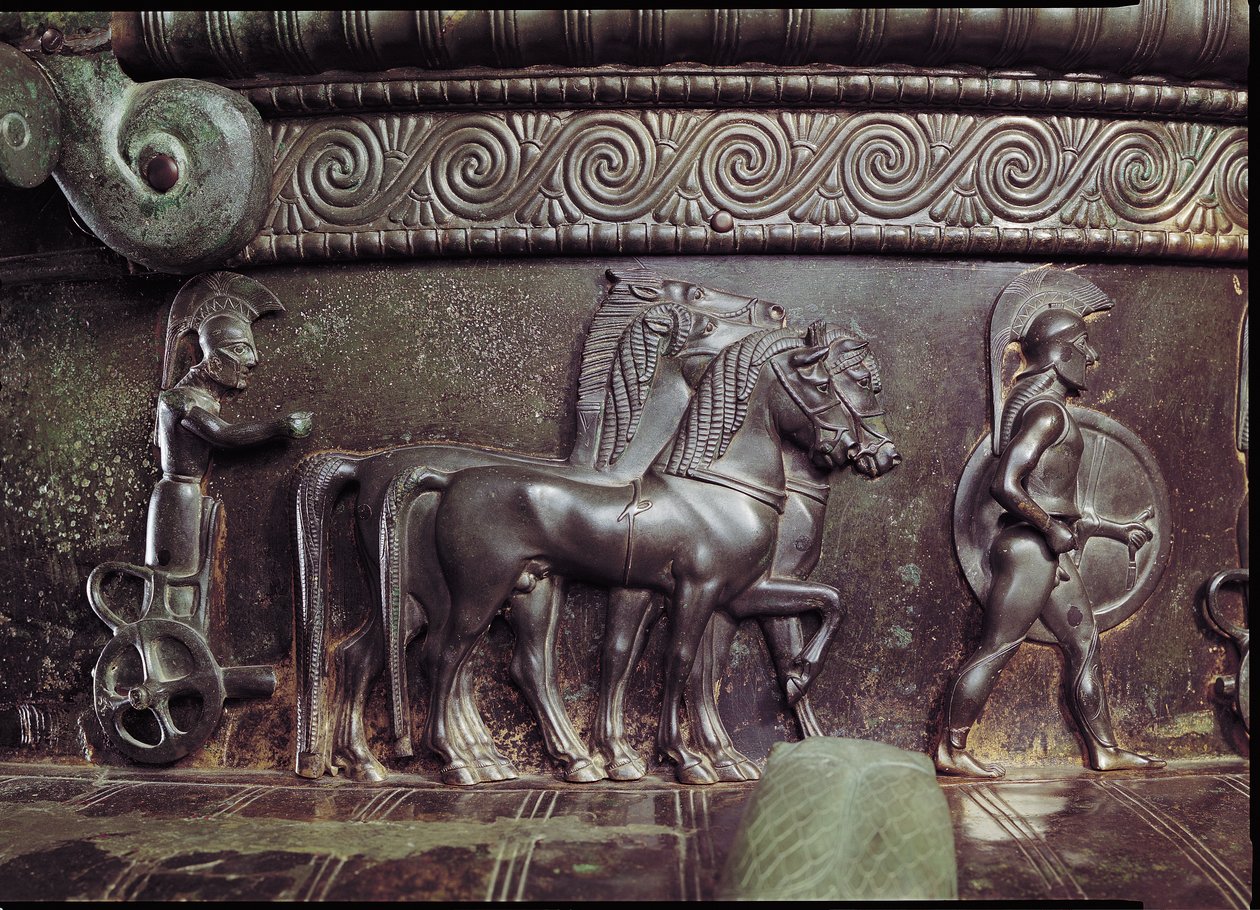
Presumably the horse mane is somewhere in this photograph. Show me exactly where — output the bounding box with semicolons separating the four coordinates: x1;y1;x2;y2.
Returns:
576;268;666;421
597;302;695;468
664;327;805;476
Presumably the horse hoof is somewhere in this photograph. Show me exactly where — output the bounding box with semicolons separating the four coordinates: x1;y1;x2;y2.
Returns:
562;759;607;784
711;761;747;783
441;763;482;786
480;759;519;782
711;757;761;782
676;758;720;786
604;757;647;781
393;735;414;759
737;759;762;781
331;751;389;783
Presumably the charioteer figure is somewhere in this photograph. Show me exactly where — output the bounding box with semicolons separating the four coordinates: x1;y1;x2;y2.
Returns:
149;271;312;615
86;272;313;764
937;268;1165;778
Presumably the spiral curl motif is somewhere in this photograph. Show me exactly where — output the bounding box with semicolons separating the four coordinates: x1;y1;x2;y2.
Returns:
1099;125;1180;222
264;110;1248;244
561;114;658;219
428;115;522;218
973;120;1062;219
698;118;794;211
841;117;933;216
297;119;385;225
1217;142;1248;227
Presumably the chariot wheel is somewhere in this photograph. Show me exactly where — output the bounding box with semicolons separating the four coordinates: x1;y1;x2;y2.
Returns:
92;618;226;763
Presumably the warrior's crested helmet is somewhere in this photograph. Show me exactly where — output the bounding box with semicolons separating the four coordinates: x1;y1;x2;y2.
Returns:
1020;307;1090;378
987;268;1113;454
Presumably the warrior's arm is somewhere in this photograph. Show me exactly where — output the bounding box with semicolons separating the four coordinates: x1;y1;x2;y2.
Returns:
991;400;1075;554
1074;512;1153;549
180;406;296;448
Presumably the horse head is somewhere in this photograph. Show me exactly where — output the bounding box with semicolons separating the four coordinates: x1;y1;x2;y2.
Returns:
771;323;901;479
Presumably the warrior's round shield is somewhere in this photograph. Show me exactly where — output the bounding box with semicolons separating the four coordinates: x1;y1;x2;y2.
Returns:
954;408;1171;644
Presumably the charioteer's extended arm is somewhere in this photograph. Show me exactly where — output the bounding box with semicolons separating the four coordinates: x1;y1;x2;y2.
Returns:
991;400;1076;555
181;406;312;447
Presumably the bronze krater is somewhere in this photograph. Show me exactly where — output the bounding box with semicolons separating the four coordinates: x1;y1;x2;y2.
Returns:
0;7;1250;905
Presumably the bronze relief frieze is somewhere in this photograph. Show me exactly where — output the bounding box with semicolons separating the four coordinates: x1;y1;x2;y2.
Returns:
86;272;313;763
236;108;1248;267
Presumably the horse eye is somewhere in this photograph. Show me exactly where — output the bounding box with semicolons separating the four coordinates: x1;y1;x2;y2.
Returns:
815;381;829;392
701;321;716;335
769;305;785;320
691;287;703;300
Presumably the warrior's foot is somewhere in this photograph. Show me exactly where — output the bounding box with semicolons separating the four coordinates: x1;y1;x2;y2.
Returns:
934;740;1005;779
330;744;389;782
1090;746;1166;773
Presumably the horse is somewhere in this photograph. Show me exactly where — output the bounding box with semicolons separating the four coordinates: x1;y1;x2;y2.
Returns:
388;326;900;784
293;268;793;781
383;323;897;784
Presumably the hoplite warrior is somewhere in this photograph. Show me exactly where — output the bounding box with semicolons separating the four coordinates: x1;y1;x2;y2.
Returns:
936;267;1165;777
150;272;312;613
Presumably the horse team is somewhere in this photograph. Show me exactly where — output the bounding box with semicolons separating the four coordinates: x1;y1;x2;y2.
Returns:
294;268;900;784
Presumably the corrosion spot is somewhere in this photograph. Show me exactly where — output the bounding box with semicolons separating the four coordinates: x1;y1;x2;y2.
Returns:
1067;605;1083;627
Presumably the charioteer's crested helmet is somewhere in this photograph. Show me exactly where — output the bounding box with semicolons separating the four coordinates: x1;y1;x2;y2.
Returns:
161;271;285;391
986;268;1113;454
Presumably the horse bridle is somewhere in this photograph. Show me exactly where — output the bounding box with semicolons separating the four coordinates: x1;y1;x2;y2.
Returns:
771;352;894;467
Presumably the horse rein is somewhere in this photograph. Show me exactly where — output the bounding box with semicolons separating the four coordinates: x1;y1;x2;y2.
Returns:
770;356;891;466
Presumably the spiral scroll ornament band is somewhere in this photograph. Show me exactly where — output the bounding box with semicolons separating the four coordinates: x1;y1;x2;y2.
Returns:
243;110;1247;264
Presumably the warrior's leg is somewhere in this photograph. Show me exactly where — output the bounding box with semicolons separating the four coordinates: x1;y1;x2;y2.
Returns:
1041;575;1165;772
936;526;1054;778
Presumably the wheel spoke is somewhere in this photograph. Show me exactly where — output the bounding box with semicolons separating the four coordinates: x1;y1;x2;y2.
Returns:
153;700;183;740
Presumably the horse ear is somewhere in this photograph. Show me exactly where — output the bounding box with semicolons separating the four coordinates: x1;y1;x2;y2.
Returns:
627;283;661;301
790;345;829;368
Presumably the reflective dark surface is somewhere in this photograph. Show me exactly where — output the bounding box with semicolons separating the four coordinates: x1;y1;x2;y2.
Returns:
0;759;1248;903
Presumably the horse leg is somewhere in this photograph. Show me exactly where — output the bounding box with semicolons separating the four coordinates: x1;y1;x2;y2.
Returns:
724;578;845;706
593;588;661;780
685;613;761;781
451;660;518;781
418;574;517;785
759;616;826;737
507;576;605;782
327;612;389;781
658;580;722;785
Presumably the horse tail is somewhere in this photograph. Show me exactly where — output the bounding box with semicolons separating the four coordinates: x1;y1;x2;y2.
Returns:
379;467;451;757
293;451;359;778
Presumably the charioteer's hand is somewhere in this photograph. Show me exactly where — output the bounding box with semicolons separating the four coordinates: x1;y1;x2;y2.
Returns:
1045;519;1076;555
286;411;314;438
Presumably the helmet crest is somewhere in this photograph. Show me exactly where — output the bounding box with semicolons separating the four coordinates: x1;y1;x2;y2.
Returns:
987;267;1113;454
160;271;285;392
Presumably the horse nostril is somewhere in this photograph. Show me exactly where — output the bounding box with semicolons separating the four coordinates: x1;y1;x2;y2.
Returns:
891;453;903;465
